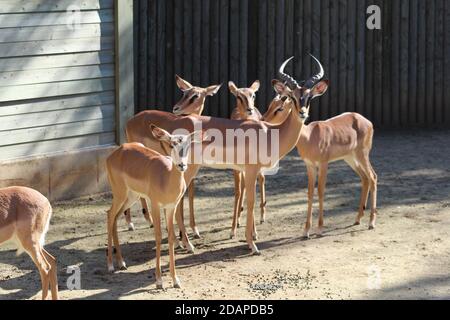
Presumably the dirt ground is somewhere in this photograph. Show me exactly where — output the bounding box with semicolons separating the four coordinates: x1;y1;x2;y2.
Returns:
1;129;449;300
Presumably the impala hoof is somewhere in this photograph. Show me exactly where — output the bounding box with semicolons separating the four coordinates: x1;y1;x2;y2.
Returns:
108;265;115;273
128;223;136;231
119;261;127;270
260;218;265;224
249;244;260;255
174;277;182;288
230;231;237;239
193;227;201;239
353;221;361;226
186;243;195;254
253;234;258;241
368;225;375;230
156;279;164;290
302;231;310;240
237;222;241;228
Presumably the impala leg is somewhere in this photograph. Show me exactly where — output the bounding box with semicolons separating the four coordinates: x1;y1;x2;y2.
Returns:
20;237;51;300
244;168;259;254
175;204;195;253
237;173;245;227
107;198;125;272
42;249;59;300
366;161;378;229
124;209;134;231
188;182;200;238
303;165;317;239
231;170;243;239
166;207;181;288
345;158;369;225
151;203;163;289
258;174;267;224
317;163;328;236
140;198;153;228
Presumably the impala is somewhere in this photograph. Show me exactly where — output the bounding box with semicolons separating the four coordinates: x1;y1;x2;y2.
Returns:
106;125;207;288
263;58;377;237
0;187;59;300
125;56;329;254
228;80;267;239
124;75;221;234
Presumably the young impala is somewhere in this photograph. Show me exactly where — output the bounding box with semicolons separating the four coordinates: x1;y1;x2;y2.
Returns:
106;125;207;288
228;80;267;239
0;187;59;300
124;75;221;234
263;56;377;238
125;56;329;254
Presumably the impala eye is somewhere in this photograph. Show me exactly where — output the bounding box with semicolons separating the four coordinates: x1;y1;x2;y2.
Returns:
189;95;198;104
281;96;288;102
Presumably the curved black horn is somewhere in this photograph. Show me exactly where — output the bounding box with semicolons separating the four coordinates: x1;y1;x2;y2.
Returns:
304;54;325;89
278;56;300;89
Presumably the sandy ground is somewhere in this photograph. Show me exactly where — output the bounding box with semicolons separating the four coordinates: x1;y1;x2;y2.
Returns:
1;129;449;300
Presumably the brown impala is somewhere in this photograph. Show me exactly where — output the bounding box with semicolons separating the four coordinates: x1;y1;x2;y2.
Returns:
124;75;221;235
106;126;208;288
0;187;59;300
263;55;378;238
125;56;329;254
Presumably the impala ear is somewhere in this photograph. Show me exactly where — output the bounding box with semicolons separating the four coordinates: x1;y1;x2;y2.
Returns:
310;80;329;99
175;74;193;91
272;79;289;95
150;124;171;142
228;81;238;96
206;84;222;96
250;80;260;92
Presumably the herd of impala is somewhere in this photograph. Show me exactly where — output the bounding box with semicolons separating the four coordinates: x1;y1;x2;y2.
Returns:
0;56;377;299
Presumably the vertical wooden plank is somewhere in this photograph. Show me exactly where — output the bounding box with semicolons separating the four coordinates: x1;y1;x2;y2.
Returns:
239;0;249;88
275;0;285;84
426;0;435;125
156;0;166;109
257;0;268;109
138;0;148;110
311;0;321;120
183;0;193;84
303;0;312;81
408;0;418;126
417;0;426;126
165;0;174;109
266;0;275;106
373;0;383;126
285;0;294;59
338;0;347;115
174;0;184;99
192;0;202;86
328;0;338;117
219;0;229;117
115;0;135;144
148;0;157;108
399;0;409;127
445;0;450;124
391;0;400;126
356;0;366;119
293;0;303;94
434;0;444;125
209;0;220;117
230;0;240;87
382;0;392;126
247;0;259;88
320;0;330;120
201;0;210;88
346;0;356;115
133;0;139;112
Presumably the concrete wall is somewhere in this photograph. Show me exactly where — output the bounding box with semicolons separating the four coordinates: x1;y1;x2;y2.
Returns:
0;146;115;202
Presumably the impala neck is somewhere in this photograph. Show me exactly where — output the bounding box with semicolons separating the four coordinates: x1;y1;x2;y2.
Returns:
274;103;304;159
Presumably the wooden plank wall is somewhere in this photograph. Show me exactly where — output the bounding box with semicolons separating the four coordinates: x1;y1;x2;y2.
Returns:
134;0;450;128
0;0;116;160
